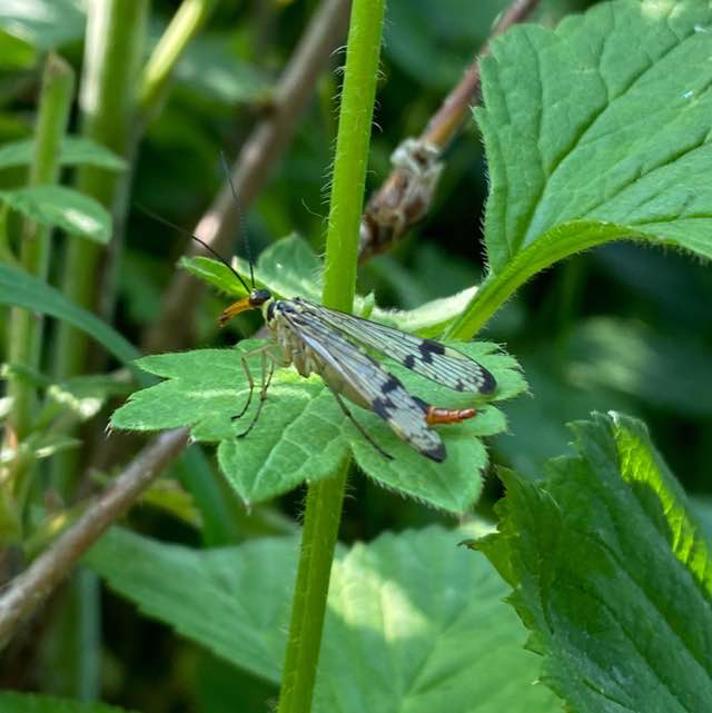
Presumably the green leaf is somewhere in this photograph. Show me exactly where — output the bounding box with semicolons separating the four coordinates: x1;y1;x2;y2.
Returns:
0;186;111;243
0;0;85;49
112;341;525;513
371;286;477;337
691;497;712;544
451;1;712;338
187;233;480;334
0;28;36;70
86;525;557;712
138;479;203;530
180;233;322;302
482;0;712;268
173;32;272;106
479;412;712;712
565;317;712;416
87;528;294;685
0;264;139;366
180;255;248;298
39;373;134;424
0;137;127;171
493;352;632;480
0;692;135;713
384;0;506;90
1;431;81;465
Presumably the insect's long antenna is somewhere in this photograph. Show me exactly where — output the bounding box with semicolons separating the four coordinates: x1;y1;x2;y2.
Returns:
136;203;252;294
219;151;256;288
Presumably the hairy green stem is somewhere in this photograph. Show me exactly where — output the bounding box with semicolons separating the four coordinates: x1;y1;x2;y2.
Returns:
138;0;217;121
277;1;385;711
277;460;349;712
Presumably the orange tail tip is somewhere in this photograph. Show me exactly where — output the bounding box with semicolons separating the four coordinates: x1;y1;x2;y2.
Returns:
425;406;477;425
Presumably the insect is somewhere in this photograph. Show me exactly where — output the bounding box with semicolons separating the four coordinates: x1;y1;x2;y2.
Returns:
142;198;495;462
174;225;495;462
216;285;496;461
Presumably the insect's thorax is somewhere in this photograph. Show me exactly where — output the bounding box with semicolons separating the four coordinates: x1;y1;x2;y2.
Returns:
266;299;313;373
265;299;364;404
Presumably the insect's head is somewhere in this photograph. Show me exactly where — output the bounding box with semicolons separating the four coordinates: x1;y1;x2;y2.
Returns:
218;288;273;327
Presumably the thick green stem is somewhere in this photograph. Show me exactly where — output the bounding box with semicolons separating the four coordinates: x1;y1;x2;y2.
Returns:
50;1;147;496
277;1;385;712
6;54;74;446
3;55;74;541
277;460;349;712
53;0;147;385
138;0;217;122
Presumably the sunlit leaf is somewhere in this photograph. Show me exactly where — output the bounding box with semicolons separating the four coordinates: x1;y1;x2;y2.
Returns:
479;412;712;712
112;340;525;513
87;525;557;713
480;1;712;269
0;186;111;243
453;0;712;338
0;0;85;49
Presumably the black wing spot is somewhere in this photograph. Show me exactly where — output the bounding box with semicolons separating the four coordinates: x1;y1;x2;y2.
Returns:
372;396;393;421
479;366;497;395
381;377;400;394
419;339;446;364
403;353;416;369
423;441;446;462
412;395;430;414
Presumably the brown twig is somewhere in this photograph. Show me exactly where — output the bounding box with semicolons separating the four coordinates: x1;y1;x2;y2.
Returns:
358;0;540;262
0;428;189;649
143;0;352;354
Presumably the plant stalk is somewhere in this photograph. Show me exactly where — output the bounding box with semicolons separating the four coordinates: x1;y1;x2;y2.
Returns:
53;0;147;385
3;54;74;540
138;0;217;122
277;1;385;711
5;54;74;447
50;0;147;496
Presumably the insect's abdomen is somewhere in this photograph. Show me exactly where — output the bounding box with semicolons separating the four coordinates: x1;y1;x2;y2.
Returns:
424;406;476;425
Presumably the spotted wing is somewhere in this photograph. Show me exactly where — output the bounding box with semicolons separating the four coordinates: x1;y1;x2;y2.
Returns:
294;299;495;395
282;304;445;461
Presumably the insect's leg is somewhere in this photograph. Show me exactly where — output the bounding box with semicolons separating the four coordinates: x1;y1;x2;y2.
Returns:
236;353;275;439
332;391;393;461
232;344;273;421
232;355;255;421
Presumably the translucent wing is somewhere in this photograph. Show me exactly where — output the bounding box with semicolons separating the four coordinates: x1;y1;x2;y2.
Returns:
281;303;445;461
293;298;496;395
